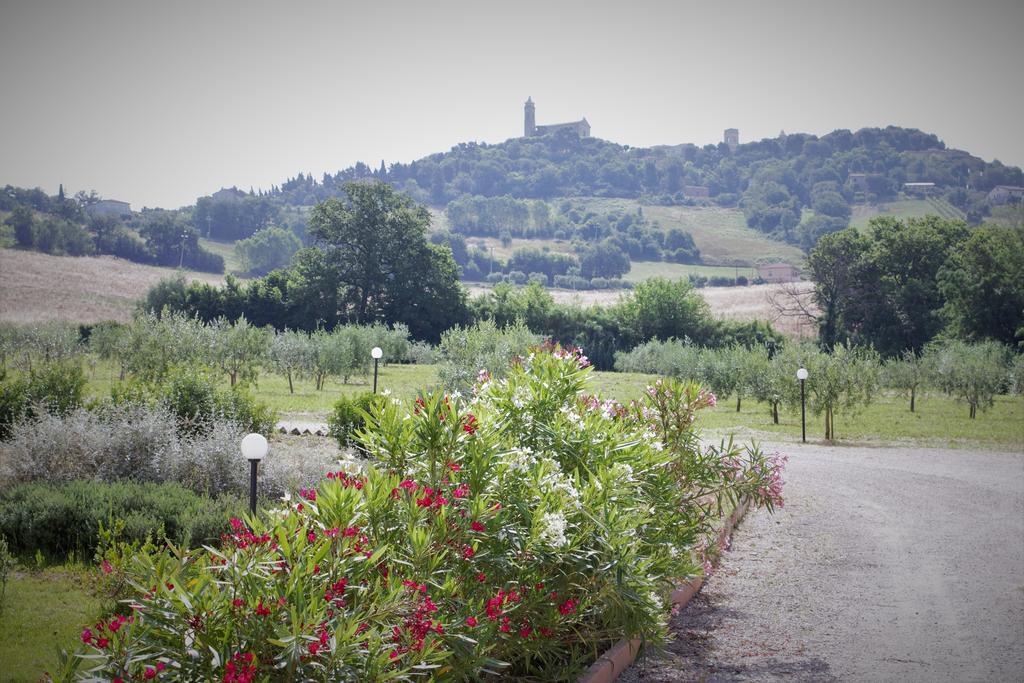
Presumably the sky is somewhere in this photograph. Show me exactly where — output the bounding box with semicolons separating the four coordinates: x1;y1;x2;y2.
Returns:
0;0;1021;209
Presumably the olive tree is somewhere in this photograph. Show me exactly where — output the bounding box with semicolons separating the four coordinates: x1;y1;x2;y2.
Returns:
927;340;1009;419
802;343;880;440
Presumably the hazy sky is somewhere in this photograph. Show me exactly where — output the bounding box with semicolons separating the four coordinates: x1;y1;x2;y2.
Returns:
1;0;1021;209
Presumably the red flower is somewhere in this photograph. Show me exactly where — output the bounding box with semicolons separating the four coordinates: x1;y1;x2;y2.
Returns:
81;628;92;644
466;616;478;627
462;414;478;434
255;601;271;617
144;667;156;680
470;521;485;532
232;598;244;608
519;625;533;638
558;598;577;615
101;559;113;575
230;517;243;531
399;479;418;492
447;462;461;472
540;627;554;637
97;637;109;648
156;662;166;672
462;545;475;559
308;641;320;655
453;484;470;499
476;572;487;582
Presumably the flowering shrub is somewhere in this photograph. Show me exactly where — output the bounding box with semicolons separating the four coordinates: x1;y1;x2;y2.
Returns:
69;345;784;681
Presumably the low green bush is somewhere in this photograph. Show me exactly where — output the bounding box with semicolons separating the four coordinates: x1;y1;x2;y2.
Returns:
0;480;245;558
0;361;86;439
327;391;381;447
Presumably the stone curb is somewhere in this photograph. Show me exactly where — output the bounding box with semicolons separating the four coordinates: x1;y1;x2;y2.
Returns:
578;497;752;683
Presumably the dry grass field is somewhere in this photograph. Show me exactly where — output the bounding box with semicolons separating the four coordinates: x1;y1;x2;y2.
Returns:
467;280;818;339
0;248;227;324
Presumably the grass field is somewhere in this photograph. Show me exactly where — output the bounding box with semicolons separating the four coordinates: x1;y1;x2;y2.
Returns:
577;199;806;267
82;360;1024;449
622;261;757;283
0;568;101;683
199;237;247;276
850;198;965;230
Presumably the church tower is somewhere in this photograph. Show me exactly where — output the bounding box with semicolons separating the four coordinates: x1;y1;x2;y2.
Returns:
524;97;536;137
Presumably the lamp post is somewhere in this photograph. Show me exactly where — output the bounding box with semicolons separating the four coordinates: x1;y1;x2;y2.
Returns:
371;347;383;394
240;433;268;516
796;367;808;443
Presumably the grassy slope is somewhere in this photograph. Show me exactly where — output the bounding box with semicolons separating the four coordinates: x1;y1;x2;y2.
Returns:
0;248;229;324
199;237;246;275
0;568;101;683
850;198;965;230
576;199;806;267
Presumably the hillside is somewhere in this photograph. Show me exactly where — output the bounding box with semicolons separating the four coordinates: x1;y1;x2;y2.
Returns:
0;248;227;324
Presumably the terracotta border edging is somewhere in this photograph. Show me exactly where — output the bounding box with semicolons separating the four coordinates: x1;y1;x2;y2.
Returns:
578;497;752;683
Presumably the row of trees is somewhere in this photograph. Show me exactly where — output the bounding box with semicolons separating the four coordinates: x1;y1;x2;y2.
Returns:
616;339;1021;436
807;217;1024;353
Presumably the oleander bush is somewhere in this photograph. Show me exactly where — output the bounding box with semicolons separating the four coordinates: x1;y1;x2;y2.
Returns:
67;345;784;681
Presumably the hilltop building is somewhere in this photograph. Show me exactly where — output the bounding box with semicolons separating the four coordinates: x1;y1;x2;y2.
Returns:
987;185;1024;204
903;182;935;196
724;128;739;152
757;262;800;283
84;199;131;218
524;97;590;138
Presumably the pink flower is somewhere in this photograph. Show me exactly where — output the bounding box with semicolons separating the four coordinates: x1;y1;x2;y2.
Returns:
230;517;243;531
462;545;474;559
466;616;478;627
453;484;470;499
470;521;485;532
447;462;461;472
101;559;113;575
80;628;92;644
144;667;156;680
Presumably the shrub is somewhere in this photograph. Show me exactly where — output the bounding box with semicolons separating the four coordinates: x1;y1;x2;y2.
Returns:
328;392;381;447
67;346;785;681
161;368;276;436
0;480;245;557
407;340;438;365
0;404;305;498
437;318;539;391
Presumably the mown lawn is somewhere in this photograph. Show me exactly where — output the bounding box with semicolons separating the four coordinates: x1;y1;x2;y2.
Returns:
0;568;101;683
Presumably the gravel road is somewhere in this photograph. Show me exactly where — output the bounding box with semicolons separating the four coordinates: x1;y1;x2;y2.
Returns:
620;442;1024;682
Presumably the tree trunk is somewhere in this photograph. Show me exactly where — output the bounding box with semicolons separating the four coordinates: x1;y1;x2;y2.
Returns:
824;406;832;440
230;372;237;387
910;387;915;413
287;371;294;394
736;395;741;412
969;403;976;419
772;402;779;424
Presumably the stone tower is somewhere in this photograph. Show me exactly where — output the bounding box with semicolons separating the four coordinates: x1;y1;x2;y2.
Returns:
724;128;739;152
524;97;536;137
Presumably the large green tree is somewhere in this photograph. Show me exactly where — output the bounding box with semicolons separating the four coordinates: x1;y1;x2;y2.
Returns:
938;225;1024;347
308;182;468;340
808;217;969;355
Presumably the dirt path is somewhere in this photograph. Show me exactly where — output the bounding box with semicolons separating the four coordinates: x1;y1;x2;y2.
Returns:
620;442;1024;682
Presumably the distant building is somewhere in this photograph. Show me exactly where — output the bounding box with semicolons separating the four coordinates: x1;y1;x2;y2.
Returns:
724;128;739;152
903;182;935;196
211;187;248;202
684;185;710;198
757;262;800;283
987;185;1024;205
524;97;590;138
84;199;131;218
847;173;870;192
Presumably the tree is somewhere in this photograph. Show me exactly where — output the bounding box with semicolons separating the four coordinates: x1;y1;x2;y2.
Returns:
206;316;269;387
234;226;302;275
614;278;714;348
801;343;879;440
270;330;310;394
5;206;34;248
927;340;1008;419
938;225;1024;347
308;182;468;341
578;240;630;279
884;350;927;412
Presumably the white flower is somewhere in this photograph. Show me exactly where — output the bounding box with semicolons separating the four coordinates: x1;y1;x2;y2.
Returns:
610;462;634;482
381;388;392;397
538;511;568;547
505;447;535;473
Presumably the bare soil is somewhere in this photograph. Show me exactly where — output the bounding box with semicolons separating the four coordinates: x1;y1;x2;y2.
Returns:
620;442;1024;682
